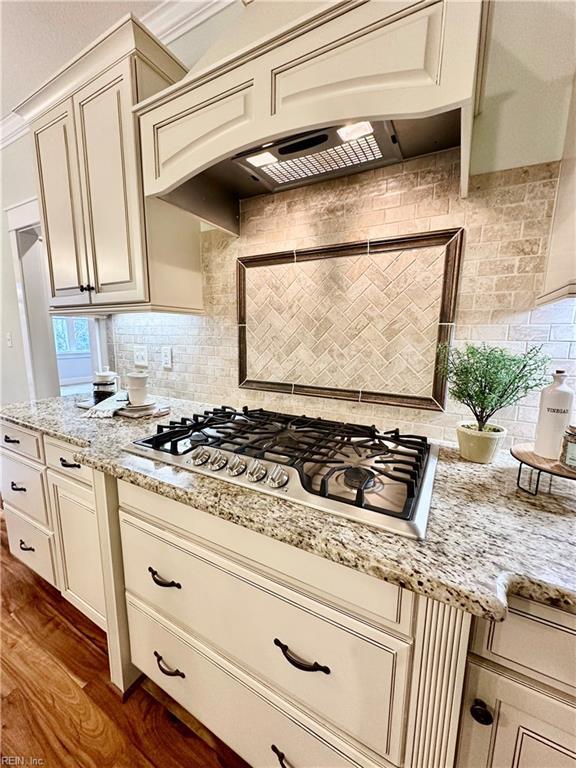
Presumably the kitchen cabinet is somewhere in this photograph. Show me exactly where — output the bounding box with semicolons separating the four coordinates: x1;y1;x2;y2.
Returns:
48;470;106;630
1;423;107;630
457;664;576;768
16;16;204;314
72;60;147;306
1;423;55;585
115;479;472;768
32;99;90;307
3;507;57;586
537;74;576;305
456;597;576;767
120;510;411;761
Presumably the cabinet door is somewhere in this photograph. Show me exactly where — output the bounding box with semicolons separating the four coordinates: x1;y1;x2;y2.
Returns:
457;662;576;768
48;471;106;629
73;60;148;305
32;100;90;307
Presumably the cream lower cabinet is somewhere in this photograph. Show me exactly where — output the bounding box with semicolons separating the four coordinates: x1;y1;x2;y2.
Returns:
16;16;203;314
457;664;576;768
47;470;106;629
456;598;576;768
1;423;107;631
115;480;471;768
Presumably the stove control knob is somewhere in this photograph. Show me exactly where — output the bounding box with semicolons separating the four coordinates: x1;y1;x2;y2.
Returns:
227;456;247;477
247;459;267;483
209;450;227;471
267;465;289;489
191;446;211;466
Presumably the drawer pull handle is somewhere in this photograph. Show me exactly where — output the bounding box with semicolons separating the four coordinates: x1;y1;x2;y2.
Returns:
4;435;20;444
148;566;182;589
273;638;330;674
19;539;35;552
60;457;81;469
153;650;185;678
470;699;494;726
271;745;288;768
10;481;26;492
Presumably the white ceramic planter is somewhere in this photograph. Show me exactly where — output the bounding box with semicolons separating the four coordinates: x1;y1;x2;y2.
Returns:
456;422;507;464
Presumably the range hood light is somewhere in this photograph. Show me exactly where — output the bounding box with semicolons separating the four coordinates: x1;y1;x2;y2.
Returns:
246;151;278;167
337;121;374;142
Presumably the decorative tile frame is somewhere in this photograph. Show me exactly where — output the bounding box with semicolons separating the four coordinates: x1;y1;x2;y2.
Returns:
237;228;465;411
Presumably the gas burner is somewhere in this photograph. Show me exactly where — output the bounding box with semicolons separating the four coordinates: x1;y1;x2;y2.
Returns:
343;466;376;490
127;406;439;539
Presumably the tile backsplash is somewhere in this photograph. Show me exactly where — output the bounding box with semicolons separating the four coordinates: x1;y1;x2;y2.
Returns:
243;243;447;398
108;150;575;444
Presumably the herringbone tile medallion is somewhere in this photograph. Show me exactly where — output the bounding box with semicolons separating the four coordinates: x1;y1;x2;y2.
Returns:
245;245;446;396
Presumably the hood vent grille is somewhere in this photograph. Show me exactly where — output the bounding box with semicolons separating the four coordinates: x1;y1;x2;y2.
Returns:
226;112;460;194
261;135;383;185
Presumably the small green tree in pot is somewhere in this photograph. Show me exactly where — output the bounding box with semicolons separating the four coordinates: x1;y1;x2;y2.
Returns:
440;343;549;463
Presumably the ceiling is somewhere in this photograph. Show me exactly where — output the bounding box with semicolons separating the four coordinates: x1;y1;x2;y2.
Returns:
0;1;161;116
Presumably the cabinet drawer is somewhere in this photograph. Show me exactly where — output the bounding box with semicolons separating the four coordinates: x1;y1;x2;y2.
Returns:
1;422;43;462
0;452;48;526
121;513;410;761
4;506;56;585
118;480;412;635
127;596;356;768
471;596;576;696
45;437;92;487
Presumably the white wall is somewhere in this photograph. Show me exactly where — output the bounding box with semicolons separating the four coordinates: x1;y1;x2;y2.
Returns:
0;133;38;405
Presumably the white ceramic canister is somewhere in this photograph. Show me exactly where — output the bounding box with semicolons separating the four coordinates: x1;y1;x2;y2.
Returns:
534;370;575;459
126;371;149;406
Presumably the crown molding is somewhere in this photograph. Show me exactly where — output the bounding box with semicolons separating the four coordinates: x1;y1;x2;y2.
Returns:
0;0;235;150
142;0;235;46
0;112;29;150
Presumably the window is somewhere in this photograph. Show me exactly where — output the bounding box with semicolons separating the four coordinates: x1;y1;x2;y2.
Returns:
51;317;91;354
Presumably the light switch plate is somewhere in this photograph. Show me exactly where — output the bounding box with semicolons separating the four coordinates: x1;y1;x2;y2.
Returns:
133;345;148;367
161;346;172;370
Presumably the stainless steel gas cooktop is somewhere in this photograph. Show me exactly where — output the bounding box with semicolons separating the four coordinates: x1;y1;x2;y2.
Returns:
125;406;439;539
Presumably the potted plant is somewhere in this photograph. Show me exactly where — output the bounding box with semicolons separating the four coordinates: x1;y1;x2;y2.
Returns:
441;343;549;464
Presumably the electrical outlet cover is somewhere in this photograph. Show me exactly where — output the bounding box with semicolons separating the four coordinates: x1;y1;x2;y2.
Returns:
161;346;172;370
134;345;148;367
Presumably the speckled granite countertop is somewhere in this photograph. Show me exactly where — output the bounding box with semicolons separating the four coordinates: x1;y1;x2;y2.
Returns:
1;395;574;621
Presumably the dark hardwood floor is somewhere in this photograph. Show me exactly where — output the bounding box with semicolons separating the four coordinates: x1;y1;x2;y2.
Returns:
0;517;248;768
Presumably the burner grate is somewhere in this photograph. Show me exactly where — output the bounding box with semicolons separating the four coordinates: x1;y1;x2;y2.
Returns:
132;406;430;522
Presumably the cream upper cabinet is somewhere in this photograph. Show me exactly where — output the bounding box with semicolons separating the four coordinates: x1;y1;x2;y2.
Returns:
31;100;90;306
73;60;147;305
15;16;203;314
537;74;576;306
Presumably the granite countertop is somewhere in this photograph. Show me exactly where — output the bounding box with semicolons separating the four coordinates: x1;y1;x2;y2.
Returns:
1;395;575;621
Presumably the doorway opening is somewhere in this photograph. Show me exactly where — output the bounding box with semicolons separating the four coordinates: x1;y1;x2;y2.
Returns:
51;316;102;395
6;198;108;401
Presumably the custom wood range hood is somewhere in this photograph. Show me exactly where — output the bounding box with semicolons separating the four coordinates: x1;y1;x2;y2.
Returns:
135;0;485;234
